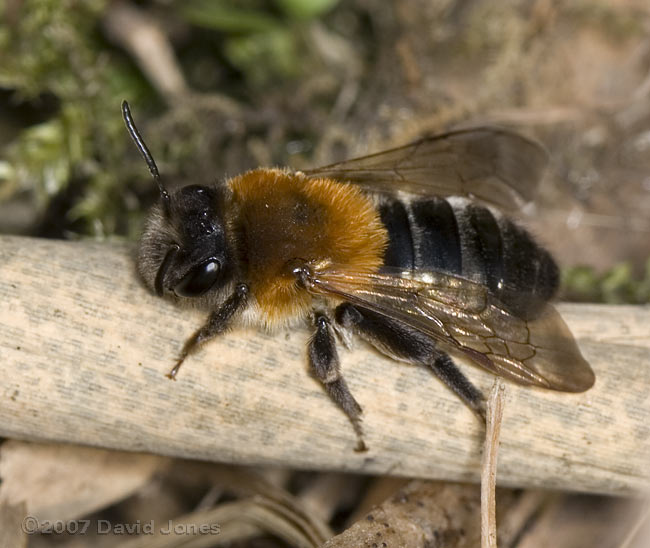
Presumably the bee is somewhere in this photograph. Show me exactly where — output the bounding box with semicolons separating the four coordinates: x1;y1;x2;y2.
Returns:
122;101;595;452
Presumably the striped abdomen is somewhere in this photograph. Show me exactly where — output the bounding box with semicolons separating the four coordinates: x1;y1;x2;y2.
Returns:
378;197;559;318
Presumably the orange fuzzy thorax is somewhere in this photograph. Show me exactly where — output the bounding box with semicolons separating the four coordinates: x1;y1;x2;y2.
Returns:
228;168;387;326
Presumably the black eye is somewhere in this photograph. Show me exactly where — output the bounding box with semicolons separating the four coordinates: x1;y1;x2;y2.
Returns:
174;259;221;297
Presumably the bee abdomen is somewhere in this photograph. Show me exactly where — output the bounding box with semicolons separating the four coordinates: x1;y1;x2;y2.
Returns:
378;197;559;318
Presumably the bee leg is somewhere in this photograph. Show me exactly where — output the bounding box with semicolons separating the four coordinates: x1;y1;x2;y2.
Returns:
167;283;249;380
428;352;486;423
309;312;367;452
335;302;486;424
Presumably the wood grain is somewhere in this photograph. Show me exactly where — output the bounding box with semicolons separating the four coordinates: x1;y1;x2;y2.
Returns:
0;235;648;495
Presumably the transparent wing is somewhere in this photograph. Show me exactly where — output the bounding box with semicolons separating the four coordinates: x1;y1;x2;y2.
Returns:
304;127;548;212
303;266;594;392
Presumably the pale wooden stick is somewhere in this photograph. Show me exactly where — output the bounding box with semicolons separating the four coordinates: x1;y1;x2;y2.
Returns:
481;379;506;548
0;235;649;495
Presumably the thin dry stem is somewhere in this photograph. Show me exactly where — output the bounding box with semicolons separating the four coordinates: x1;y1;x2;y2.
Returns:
481;378;506;548
102;1;189;101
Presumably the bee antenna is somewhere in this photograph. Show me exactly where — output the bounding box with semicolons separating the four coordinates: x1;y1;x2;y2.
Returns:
121;100;171;214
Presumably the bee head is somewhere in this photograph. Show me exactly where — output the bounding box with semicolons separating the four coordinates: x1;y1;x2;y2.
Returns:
122;101;235;300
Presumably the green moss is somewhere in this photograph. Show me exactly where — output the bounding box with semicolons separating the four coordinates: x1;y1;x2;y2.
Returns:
0;0;149;238
0;0;107;96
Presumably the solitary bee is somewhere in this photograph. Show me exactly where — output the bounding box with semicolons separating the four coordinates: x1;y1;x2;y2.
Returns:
123;101;594;451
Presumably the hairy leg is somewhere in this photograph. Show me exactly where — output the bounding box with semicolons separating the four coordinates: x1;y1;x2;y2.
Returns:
336;302;486;423
309;312;367;452
428;352;486;421
168;283;249;379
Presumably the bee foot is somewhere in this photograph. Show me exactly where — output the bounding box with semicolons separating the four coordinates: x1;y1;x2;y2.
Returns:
354;438;368;453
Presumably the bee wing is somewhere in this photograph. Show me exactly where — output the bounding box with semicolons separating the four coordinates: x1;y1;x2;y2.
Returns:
305;267;594;392
304;127;548;212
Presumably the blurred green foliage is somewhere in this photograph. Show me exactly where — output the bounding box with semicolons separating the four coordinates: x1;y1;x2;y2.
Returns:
562;260;650;305
179;0;340;86
0;0;340;238
0;0;148;238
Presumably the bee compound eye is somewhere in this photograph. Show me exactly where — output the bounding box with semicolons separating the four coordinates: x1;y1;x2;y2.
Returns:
174;259;221;297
